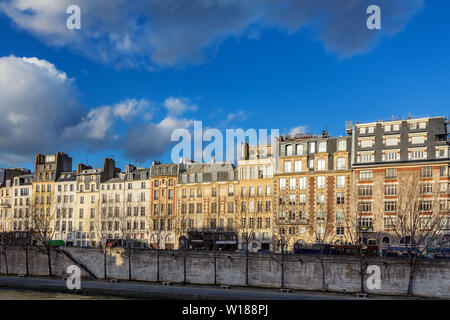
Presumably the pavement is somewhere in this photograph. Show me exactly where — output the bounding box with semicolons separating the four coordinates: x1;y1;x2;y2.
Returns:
0;276;415;300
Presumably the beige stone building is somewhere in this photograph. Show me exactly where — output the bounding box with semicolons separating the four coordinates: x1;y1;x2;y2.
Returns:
11;174;33;232
32;153;72;236
53;172;76;245
176;161;239;249
236;143;275;251
75;159;115;247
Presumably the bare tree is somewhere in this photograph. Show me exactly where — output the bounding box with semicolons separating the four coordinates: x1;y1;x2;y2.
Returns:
31;202;58;277
173;211;189;285
269;225;295;289
120;204;142;281
235;194;257;286
344;173;373;294
308;205;336;292
148;214;172;283
383;169;446;296
95;199;110;280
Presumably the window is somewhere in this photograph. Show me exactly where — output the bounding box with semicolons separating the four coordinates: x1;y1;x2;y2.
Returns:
359;153;374;163
359;170;373;181
384;201;397;212
211;202;217;214
316;194;325;205
336;227;345;235
318;141;327;152
228;186;234;196
336;158;345;170
358;201;372;213
384;151;398;161
420;166;432;178
316;210;324;224
299;177;307;190
317;176;325;189
337;176;346;188
266;186;271;196
410;149;425;160
227;202;234;214
336;193;345;205
280;179;286;190
384;216;396;228
317;159;326;171
289;178;296;190
337;139;347;151
284;161;292;173
420;183;433;195
294;160;302;172
299;194;307;205
358;217;373;231
419;200;432;211
309;142;316;153
385;184;397;196
336;210;345;223
196;203;202;214
437;149;446;158
296;144;304;155
385;168;397;179
286;145;293;156
359;127;366;134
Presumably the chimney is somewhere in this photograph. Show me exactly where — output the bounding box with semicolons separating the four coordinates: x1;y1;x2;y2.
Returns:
321;130;328;138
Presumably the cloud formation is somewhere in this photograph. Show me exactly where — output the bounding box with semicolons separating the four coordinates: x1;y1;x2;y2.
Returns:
0;55;84;165
0;55;195;166
0;0;424;67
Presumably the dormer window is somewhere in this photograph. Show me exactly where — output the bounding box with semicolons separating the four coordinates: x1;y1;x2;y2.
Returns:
337;139;347;151
318;141;327;153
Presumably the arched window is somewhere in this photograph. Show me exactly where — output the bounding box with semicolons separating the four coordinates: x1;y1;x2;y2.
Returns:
286;145;293;156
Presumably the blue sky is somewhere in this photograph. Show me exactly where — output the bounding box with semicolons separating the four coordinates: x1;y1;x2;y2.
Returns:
0;0;449;172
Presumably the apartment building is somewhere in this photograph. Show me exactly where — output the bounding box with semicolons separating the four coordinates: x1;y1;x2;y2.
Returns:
0;169;31;232
11;174;33;232
122;165;150;247
99;174;125;245
53;172;76;245
274;132;352;250
75;159;115;247
177;161;239;248
237;143;275;251
150;162;178;249
32;153;72;235
351;116;450;246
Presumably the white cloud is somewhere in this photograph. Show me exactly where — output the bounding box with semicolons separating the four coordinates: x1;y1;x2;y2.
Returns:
124;116;194;161
0;54;197;166
0;0;425;68
289;125;308;136
164;97;197;116
0;55;83;164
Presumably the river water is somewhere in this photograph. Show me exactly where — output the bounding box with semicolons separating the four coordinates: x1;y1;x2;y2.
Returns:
0;288;126;300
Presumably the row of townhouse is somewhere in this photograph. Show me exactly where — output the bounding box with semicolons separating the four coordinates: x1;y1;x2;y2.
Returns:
0;116;449;251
